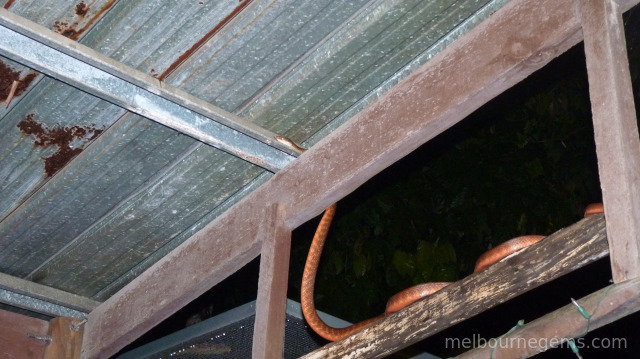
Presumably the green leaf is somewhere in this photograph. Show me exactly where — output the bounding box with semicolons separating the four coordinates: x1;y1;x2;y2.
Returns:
353;253;369;278
516;212;528;232
416;240;436;264
331;251;344;275
434;240;457;264
392;250;415;277
415;241;436;282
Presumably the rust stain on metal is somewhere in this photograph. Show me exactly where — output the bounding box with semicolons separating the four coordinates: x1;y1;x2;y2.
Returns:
52;0;117;40
1;60;38;106
75;1;90;16
17;114;104;177
157;0;254;80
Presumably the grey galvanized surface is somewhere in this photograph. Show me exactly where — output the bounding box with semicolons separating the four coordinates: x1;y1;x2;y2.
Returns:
0;0;511;302
173;0;375;111
29;144;264;297
0;76;125;220
307;0;511;146
0;1;275;297
91;171;272;301
0;288;88;318
241;0;501;142
0;13;295;172
0;271;99;318
0;113;193;274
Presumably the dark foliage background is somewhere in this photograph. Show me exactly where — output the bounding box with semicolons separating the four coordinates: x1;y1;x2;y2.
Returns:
287;42;601;324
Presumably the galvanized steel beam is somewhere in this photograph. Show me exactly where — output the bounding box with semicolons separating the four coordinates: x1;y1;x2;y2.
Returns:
0;9;296;172
0;272;99;318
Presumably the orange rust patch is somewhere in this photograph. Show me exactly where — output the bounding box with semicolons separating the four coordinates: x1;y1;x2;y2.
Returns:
53;0;117;40
0;60;38;104
53;21;82;39
75;1;89;16
17;114;104;177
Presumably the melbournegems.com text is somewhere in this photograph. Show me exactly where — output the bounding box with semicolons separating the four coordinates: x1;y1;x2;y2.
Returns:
445;335;627;351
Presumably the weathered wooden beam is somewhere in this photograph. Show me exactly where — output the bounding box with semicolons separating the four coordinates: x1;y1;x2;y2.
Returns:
252;203;291;358
0;308;49;359
301;214;609;358
582;0;640;282
616;0;640;12
81;0;587;356
454;276;640;358
44;317;85;359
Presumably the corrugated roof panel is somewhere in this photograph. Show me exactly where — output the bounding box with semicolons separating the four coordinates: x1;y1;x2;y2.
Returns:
0;113;192;275
5;0;117;41
170;0;373;111
1;6;293;171
209;0;376;111
0;76;124;219
0;0;280;297
91;171;271;300
0;56;39;117
80;0;247;75
305;0;510;145
242;0;496;140
0;0;515;312
29;143;264;297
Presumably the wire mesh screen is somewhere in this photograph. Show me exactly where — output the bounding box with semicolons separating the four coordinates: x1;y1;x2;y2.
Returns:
118;299;440;358
154;316;254;358
145;315;327;358
118;300;337;359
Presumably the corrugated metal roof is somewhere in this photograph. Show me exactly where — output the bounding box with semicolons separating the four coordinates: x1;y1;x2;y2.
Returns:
0;0;509;314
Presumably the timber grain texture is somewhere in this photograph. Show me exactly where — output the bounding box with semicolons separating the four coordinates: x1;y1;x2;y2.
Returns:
301;214;609;358
455;275;640;358
0;308;49;359
44;317;85;359
252;203;292;358
582;0;640;282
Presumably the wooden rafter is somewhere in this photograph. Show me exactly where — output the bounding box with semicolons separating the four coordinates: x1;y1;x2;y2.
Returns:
252;203;292;358
0;308;49;358
44;317;85;359
454;276;640;358
582;0;640;283
81;0;590;357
